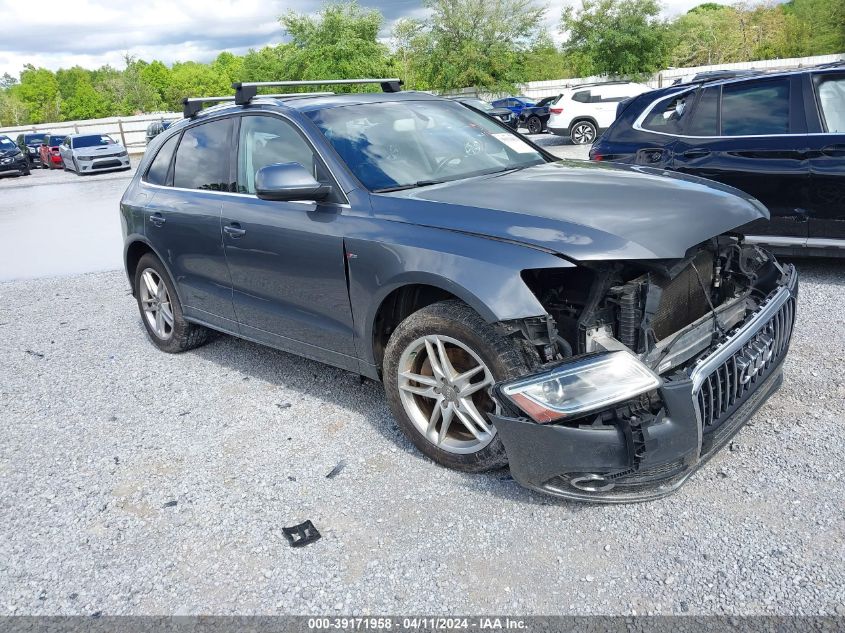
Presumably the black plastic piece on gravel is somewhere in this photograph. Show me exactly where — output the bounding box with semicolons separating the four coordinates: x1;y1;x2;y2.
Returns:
326;461;346;479
283;520;321;547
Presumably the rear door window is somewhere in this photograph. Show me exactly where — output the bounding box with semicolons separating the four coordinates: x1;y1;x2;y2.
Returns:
721;78;790;136
815;75;845;133
145;134;179;186
173;118;232;191
641;92;691;134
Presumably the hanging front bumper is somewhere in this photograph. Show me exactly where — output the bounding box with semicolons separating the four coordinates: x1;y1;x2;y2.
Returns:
490;265;798;503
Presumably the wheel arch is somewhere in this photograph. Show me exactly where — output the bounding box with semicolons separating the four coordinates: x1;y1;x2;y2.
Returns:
368;276;497;372
123;239;183;306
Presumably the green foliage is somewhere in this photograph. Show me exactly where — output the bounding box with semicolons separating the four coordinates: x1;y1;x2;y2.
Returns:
280;1;395;91
419;0;548;91
561;0;670;78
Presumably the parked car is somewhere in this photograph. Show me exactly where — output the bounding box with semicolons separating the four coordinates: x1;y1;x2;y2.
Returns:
590;65;845;257
450;97;518;129
547;81;652;144
122;79;797;503
15;133;46;168
60;133;131;175
0;134;30;177
39;134;66;169
491;96;535;117
517;95;559;134
145;118;178;144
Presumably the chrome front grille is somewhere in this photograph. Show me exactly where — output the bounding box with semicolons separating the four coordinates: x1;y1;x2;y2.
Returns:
692;285;796;429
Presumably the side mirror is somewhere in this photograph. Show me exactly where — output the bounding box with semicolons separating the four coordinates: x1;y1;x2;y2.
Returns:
255;162;331;202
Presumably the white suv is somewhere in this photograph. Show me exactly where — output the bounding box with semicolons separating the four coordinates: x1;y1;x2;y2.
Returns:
547;81;652;144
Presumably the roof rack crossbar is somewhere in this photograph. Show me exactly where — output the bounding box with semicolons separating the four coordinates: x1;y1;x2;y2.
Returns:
182;96;236;118
233;78;402;104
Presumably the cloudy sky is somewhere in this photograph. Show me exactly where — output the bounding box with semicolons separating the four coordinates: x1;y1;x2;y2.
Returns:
0;0;707;79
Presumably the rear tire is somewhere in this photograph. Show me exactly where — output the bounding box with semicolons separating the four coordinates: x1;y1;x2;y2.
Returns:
383;300;530;472
570;120;597;144
134;253;213;353
526;115;543;134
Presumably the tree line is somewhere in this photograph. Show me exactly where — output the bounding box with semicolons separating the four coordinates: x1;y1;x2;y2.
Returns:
1;0;842;126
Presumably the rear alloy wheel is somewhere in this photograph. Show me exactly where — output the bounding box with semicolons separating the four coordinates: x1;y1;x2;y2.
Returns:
134;253;213;353
570;121;597;145
526;115;543;134
383;300;530;472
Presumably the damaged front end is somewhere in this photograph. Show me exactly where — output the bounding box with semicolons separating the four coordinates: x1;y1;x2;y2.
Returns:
490;238;798;502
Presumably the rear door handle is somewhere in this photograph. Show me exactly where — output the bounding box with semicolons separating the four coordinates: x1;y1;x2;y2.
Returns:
822;145;845;157
683;149;711;159
149;213;166;227
224;224;246;238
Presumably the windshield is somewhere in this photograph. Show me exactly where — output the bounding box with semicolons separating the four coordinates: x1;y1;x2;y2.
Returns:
0;137;16;151
73;134;114;148
308;100;547;192
47;136;65;146
24;134;45;144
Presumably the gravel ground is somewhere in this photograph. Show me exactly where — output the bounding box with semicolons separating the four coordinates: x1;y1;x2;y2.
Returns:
0;259;843;616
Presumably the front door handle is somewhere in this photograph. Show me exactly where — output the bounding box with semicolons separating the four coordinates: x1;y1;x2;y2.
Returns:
683;149;711;159
224;224;246;238
149;213;166;227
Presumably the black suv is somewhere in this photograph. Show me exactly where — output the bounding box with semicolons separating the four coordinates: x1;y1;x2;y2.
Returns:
15;133;46;168
590;65;845;257
121;78;797;502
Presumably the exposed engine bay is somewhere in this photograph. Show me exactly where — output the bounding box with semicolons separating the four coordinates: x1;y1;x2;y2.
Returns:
522;236;786;377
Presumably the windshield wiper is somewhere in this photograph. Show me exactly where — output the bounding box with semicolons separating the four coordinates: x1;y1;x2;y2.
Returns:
372;180;443;193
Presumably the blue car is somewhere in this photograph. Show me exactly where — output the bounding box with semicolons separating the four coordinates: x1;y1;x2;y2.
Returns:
490;96;535;116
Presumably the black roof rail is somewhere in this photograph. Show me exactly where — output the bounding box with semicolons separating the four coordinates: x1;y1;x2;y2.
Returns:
182;96;236;118
566;80;630;89
812;60;845;70
232;78;403;105
182;91;340;118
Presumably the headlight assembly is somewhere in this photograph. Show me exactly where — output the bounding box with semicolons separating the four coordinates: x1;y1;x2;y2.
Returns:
500;351;661;423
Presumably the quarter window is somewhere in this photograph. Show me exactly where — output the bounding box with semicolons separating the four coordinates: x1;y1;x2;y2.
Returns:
641;92;690;134
173;118;232;191
145;134;179;186
816;75;845;133
721;79;790;136
237;116;316;195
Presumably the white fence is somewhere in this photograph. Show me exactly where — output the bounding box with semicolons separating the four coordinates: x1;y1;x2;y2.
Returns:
0;112;179;154
447;52;845;100
3;52;841;152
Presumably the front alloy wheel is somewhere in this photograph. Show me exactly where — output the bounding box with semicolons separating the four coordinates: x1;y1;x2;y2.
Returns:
383;300;530;472
398;334;497;454
570;121;597;144
139;268;174;340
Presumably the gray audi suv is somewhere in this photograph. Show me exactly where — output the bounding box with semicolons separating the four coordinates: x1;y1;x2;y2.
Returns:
120;79;798;502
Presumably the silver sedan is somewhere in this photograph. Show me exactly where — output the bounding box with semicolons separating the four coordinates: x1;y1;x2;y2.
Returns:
59;133;131;175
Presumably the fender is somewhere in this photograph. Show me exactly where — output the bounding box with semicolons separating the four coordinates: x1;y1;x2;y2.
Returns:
344;220;574;369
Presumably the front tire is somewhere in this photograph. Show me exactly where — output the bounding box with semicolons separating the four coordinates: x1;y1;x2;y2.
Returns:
383;300;530;472
570;120;597;144
134;253;213;353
